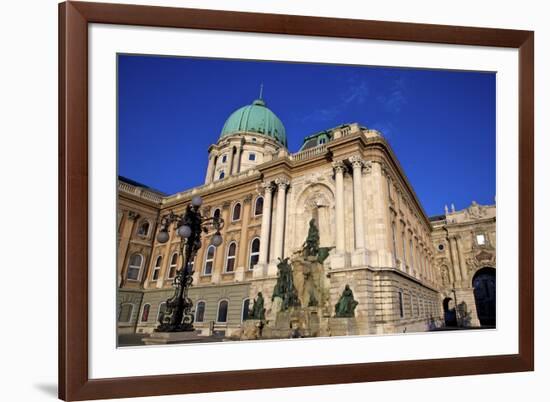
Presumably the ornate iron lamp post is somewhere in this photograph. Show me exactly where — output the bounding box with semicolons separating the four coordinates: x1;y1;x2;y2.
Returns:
155;195;224;332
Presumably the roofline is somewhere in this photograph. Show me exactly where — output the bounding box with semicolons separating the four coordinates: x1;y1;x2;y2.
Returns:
117;175;167;196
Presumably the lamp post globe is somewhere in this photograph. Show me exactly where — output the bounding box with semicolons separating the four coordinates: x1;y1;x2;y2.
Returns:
177;224;192;238
157;230;169;244
191;195;203;207
211;233;223;247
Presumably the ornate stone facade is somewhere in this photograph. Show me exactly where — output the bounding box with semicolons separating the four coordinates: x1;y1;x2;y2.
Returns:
117;101;496;340
430;202;496;327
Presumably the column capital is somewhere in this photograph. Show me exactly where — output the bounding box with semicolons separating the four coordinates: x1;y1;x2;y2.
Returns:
348;155;365;169
243;194;253;204
127;211;140;220
275;176;290;190
222;200;231;209
261;181;275;193
332;160;347;174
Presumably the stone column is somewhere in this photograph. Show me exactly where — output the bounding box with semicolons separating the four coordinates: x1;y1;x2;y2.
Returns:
236;194;252;273
258;182;274;265
455;237;469;287
273;177;290;262
205;154;215;184
332;160;346;254
227;146;234;177
449;235;462;286
157;235;175;288
396;221;405;271
117;210;138;287
212;201;231;283
349;156;365;250
232;146;242;175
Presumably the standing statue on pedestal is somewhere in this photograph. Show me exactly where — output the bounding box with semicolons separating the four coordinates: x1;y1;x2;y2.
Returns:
302;218;320;258
300;218;332;263
335;285;358;317
248;292;266;320
272;257;301;311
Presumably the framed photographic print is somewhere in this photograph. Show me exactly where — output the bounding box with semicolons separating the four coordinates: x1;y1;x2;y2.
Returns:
59;1;534;400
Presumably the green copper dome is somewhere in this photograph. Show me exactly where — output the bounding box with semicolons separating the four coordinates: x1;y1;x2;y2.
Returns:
220;99;287;147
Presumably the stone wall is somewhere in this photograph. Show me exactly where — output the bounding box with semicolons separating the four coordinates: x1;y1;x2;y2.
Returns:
117;289;145;334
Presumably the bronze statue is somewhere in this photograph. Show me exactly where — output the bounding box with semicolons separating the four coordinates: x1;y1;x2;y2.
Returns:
302;218;320;258
335;285;358;317
272;257;301;311
249;292;265;320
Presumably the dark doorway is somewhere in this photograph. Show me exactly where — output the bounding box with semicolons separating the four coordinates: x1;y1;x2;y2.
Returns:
443;297;457;327
472;267;496;326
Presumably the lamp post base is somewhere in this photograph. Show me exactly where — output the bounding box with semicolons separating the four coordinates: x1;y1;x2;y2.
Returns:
143;330;204;345
155;322;195;333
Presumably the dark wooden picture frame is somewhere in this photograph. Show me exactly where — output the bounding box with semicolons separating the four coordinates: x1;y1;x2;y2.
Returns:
59;1;534;400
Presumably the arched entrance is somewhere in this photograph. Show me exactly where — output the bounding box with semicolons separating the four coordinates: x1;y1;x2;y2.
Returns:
472;267;496;326
443;297;457;327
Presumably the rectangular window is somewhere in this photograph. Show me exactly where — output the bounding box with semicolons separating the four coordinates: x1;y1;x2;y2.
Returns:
127;267;140;280
391;222;397;261
398;291;404;318
248;153;256;161
402;231;407;266
476;234;486;245
152;267;160;281
204;261;212;275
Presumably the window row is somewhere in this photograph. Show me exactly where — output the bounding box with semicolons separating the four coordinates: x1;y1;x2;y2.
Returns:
220;152;257;165
211;196;264;222
203;237;260;275
118;298;252;325
125;238;261;281
391;220;433;280
397;290;438;319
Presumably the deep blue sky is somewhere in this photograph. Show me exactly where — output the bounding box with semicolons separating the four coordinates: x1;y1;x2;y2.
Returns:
118;54;495;217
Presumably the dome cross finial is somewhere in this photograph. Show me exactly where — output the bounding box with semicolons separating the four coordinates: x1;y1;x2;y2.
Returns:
259;83;264;100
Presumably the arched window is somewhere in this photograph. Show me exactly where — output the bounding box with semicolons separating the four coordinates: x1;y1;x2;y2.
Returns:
217;300;229;323
167;253;178;278
241;298;251;322
141;304;151;322
254;196;263;216
151;256;162;281
157;302;167;322
118;303;133;323
219;171;225;180
249;238;260;270
137;221;150;236
126;254;143;281
232;203;241;221
195;301;206;323
225;242;237;272
204;245;215;275
213;208;221;219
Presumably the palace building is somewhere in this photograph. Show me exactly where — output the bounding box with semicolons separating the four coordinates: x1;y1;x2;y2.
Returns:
117;96;496;341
